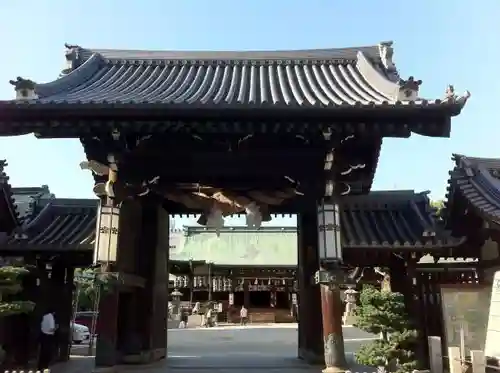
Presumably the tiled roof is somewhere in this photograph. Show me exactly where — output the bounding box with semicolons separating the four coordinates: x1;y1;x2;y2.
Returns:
443;154;500;224
0;160;20;233
4;42;469;112
0;189;459;253
1;198;96;251
341;190;459;248
11;185;55;221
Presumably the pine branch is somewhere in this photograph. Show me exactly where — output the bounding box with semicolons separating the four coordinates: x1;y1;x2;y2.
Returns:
0;301;35;317
354;285;417;373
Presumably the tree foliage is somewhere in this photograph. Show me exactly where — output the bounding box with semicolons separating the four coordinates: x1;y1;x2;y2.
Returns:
430;199;445;218
0;266;35;317
354;286;417;373
74;267;119;311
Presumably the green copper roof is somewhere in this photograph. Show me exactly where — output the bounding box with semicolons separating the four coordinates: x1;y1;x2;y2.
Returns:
170;228;296;266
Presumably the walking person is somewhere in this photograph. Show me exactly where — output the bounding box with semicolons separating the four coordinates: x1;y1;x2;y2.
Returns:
240;305;248;326
205;307;213;328
38;307;57;371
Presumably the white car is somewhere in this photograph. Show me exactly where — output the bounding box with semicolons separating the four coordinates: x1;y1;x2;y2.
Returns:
71;322;90;344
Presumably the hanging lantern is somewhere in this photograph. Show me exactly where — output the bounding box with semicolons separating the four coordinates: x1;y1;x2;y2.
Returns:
226;277;232;291
195;276;201;288
94;202;120;264
317;201;342;261
229;293;234;305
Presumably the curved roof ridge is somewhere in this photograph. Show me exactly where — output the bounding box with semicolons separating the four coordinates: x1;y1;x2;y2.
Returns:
444;153;500;225
452;153;500;168
21;200;53;230
0;160;20;231
78;44;382;63
34;53;103;98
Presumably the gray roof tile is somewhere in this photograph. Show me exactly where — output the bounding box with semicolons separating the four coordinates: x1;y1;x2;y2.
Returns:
0;187;461;252
3;198;96;251
444;154;500;224
6;42;470;111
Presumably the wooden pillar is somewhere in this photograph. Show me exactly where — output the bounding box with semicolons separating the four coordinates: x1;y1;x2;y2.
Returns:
51;260;70;362
95;199;142;368
95;288;119;367
135;199;168;362
318;200;347;372
208;263;213;301
59;265;74;361
270;284;277;308
243;280;250;307
189;272;194;305
320;280;347;371
297;202;323;364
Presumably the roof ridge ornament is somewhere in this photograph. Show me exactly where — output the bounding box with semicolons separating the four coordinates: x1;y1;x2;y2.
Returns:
62;43;83;75
396;76;422;101
444;84;471;106
378;41;399;81
9;77;38;100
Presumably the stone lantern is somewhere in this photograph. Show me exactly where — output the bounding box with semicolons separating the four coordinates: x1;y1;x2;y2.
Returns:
170;289;183;318
342;286;359;326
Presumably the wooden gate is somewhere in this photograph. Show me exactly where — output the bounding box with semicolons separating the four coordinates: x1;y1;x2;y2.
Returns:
415;269;482;365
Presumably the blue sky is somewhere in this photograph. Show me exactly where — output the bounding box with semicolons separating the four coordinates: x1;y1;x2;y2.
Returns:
0;0;498;227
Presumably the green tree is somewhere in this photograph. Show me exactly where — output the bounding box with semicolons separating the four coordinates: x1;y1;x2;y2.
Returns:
430;199;445;218
354;286;417;373
0;266;35;316
74;267;119;311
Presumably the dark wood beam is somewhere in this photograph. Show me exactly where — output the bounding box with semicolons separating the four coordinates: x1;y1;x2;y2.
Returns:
121;151;325;181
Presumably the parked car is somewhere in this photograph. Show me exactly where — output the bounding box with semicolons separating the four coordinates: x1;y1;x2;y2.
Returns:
74;311;100;335
71;322;90;344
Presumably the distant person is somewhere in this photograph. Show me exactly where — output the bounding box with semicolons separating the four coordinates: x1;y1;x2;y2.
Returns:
205;307;213;328
240;306;248;326
38;308;57;370
179;309;188;329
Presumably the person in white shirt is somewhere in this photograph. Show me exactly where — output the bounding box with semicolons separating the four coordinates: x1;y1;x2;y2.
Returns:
240;306;248;326
38;308;57;370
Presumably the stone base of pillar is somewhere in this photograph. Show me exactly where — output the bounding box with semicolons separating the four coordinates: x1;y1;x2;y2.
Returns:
323;332;347;371
121;348;166;364
322;367;348;373
93;367;118;373
298;347;325;365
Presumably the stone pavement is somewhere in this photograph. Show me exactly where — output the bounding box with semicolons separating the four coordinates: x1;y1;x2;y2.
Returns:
59;324;377;372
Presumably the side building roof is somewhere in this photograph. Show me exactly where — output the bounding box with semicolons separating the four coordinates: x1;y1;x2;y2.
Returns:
0;41;469;136
0;189;460;257
0;197;96;252
443;154;500;228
